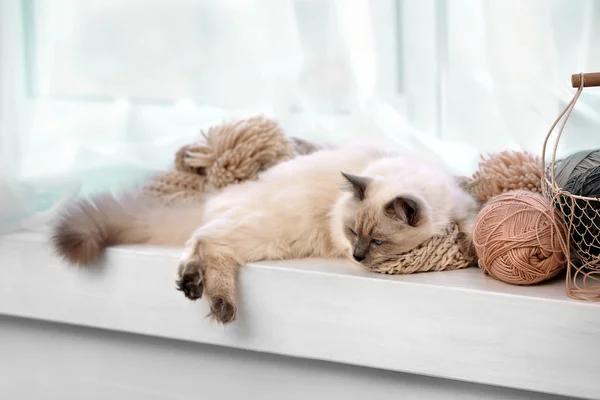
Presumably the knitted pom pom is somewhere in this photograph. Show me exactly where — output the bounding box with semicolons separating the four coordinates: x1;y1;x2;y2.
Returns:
465;150;542;204
182;115;294;189
143;115;323;203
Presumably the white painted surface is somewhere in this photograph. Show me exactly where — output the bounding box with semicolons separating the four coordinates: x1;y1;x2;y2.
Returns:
0;316;568;400
0;231;599;399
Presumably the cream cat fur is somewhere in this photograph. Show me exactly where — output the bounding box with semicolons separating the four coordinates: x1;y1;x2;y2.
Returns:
52;143;478;324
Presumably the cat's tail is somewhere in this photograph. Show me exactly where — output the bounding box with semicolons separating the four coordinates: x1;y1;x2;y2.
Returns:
50;191;204;266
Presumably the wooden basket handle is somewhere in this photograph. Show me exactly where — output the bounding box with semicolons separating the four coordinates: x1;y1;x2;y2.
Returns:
572;73;600;88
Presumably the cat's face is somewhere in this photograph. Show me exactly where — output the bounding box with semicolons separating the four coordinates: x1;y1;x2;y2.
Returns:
338;172;435;270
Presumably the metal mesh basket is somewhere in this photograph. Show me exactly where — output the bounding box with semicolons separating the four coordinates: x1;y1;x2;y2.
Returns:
541;72;600;300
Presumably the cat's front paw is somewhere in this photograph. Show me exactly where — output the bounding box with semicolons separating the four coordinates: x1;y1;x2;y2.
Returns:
176;262;204;301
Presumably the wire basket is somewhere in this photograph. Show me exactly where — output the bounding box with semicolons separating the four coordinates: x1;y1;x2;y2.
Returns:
542;72;600;300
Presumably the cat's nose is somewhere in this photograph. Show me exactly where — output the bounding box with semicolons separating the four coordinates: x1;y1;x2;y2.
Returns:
353;253;365;262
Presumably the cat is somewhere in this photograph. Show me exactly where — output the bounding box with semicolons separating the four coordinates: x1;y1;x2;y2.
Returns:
52;143;479;324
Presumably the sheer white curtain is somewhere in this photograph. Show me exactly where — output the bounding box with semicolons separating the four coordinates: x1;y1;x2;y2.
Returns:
0;0;418;232
0;0;35;232
2;0;599;232
440;0;600;159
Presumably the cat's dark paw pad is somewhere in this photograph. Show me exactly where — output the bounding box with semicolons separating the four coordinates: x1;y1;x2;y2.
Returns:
209;296;236;324
457;232;477;261
176;270;204;301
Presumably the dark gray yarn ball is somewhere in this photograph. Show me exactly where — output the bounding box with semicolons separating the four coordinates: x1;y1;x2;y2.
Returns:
564;166;600;198
561;160;600;259
554;149;600;188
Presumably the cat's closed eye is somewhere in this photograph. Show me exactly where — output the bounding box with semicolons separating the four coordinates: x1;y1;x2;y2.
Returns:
372;239;384;245
347;227;357;236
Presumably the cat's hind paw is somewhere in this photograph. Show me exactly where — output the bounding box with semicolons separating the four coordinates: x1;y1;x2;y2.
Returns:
209;296;237;324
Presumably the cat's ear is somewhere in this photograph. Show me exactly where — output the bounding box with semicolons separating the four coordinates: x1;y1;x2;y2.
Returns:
341;172;372;201
385;196;421;227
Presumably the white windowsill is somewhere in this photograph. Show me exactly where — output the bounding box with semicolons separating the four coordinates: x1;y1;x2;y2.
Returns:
1;230;599;399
